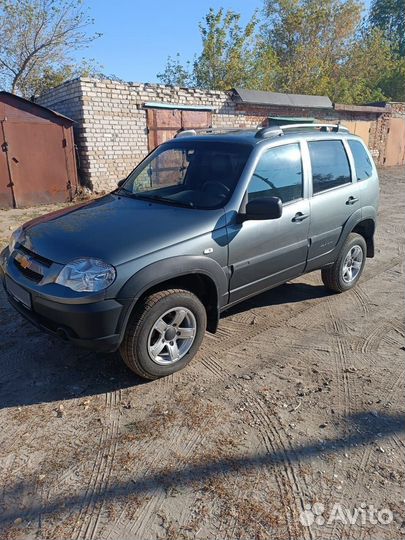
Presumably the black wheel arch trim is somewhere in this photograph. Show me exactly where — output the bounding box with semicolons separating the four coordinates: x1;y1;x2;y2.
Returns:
116;255;229;340
306;210;376;271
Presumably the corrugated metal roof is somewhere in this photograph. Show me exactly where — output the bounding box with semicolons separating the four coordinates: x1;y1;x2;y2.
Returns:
0;91;75;123
233;87;333;109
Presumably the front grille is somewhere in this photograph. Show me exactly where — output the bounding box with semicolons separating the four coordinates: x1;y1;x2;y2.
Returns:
17;244;52;267
13;245;53;283
13;259;42;282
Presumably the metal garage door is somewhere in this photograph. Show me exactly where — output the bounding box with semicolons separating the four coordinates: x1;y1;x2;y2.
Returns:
342;121;371;146
146;108;212;151
384;117;405;166
2;121;76;207
0;92;78;208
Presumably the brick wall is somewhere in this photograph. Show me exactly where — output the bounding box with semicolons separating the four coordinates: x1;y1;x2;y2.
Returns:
37;77;398;192
39;78;243;191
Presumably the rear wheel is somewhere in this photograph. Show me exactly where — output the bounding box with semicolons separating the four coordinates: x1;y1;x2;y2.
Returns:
321;233;366;293
119;289;206;380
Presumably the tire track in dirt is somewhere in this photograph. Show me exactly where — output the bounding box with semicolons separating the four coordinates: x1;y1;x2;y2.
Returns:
198;344;312;540
361;323;392;354
327;298;353;419
105;391;217;540
54;259;405;537
340;363;405;540
70;390;121;540
247;396;311;540
126;426;211;539
253;397;313;540
350;286;371;315
102;423;189;539
195;259;404;538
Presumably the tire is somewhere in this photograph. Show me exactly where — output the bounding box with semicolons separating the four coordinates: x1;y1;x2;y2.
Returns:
321;233;367;293
119;288;207;380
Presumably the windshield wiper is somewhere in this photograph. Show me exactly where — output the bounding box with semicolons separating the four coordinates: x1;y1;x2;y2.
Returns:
131;193;195;208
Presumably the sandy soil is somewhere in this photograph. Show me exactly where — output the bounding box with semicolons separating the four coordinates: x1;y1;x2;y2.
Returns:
0;167;404;540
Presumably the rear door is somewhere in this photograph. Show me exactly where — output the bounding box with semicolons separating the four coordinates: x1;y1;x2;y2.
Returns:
305;138;360;270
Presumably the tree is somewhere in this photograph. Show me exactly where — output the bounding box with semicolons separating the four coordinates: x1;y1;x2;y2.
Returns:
0;0;101;97
261;0;364;96
157;8;265;91
336;28;396;103
369;0;405;56
261;0;398;103
368;0;405;101
193;8;259;90
157;0;403;104
157;53;194;87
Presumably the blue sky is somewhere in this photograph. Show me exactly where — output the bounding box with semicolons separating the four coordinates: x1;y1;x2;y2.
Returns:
77;0;371;84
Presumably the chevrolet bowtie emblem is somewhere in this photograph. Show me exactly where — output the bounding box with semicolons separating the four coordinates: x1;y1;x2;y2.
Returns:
19;255;31;269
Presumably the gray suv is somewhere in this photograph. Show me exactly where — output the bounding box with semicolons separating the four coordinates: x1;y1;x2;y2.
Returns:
0;124;379;379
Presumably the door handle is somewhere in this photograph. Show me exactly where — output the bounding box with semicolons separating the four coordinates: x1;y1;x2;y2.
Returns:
346;196;359;205
292;212;309;222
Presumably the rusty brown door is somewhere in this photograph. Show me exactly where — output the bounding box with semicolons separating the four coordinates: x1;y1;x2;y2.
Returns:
384;117;405;166
0;122;14;208
147;108;212;151
3;121;75;207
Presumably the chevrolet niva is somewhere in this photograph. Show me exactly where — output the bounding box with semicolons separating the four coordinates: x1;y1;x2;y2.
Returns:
0;124;379;379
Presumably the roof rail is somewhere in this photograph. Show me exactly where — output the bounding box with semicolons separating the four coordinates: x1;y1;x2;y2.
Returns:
281;123;350;133
255;123;350;139
255;127;284;139
175;127;259;138
175;123;351;140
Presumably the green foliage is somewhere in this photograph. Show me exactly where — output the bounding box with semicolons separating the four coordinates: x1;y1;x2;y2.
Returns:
158;8;263;91
157;54;194;87
369;0;405;55
192;8;259;90
368;0;405;101
158;0;404;105
0;0;101;97
262;0;363;96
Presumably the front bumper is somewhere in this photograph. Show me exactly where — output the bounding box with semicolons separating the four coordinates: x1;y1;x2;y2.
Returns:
1;249;128;353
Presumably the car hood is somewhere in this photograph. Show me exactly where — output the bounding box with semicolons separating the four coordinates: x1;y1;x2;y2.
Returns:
20;194;226;266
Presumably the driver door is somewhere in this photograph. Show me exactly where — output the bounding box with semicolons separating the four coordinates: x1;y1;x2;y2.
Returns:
227;142;310;303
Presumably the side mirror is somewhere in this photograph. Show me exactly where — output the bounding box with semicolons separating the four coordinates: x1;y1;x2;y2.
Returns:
117;179;126;187
243;196;283;221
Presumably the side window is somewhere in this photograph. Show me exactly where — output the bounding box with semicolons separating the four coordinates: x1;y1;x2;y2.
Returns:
348;140;373;181
309;140;351;194
248;143;303;204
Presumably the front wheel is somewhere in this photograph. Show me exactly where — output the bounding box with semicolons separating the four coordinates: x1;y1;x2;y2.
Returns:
321;233;367;293
119;289;207;380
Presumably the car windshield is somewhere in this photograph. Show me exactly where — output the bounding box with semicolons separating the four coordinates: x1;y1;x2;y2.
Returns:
119;141;252;209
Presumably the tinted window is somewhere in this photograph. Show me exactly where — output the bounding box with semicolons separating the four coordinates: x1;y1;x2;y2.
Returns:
248;143;303;204
349;140;373;181
309;140;351;194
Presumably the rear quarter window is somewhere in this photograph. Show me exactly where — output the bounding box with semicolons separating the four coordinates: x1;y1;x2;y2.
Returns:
348;139;373;181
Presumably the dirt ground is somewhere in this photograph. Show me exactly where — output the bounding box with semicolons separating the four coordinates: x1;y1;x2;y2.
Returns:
0;167;404;540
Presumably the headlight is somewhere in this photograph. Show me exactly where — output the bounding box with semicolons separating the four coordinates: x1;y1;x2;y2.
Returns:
9;226;23;253
55;258;116;292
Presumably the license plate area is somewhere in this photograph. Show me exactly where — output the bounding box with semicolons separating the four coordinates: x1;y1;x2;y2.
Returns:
5;276;32;309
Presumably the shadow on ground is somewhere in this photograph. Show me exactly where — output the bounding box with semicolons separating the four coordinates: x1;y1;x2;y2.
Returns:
0;411;403;527
0;280;332;409
223;281;332;317
0;330;143;409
